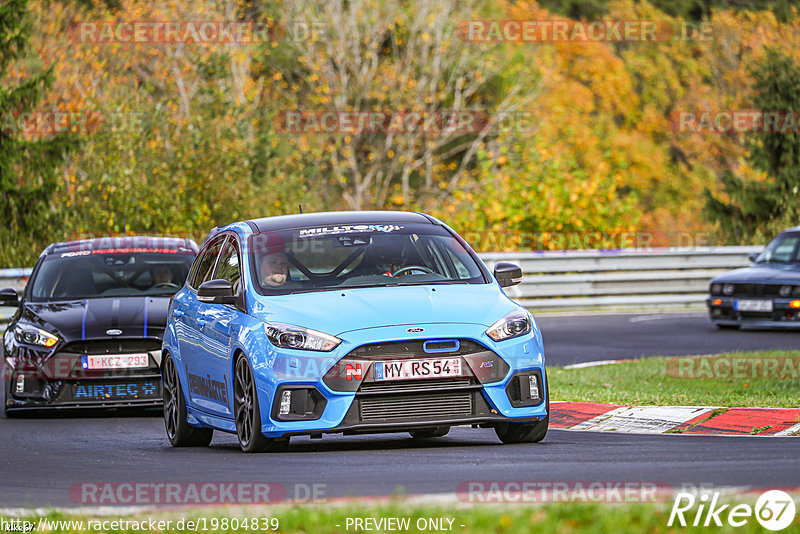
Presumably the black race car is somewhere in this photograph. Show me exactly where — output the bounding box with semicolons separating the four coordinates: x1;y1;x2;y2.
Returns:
707;226;800;329
2;236;197;415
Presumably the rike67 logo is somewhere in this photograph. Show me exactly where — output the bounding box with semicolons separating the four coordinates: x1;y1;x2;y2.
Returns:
668;489;796;531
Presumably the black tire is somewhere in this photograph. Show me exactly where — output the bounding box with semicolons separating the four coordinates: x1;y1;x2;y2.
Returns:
495;417;548;444
409;426;450;439
162;353;213;447
716;323;741;330
234;355;289;453
495;376;549;444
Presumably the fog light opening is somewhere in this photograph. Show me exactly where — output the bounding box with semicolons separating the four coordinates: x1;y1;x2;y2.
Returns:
15;374;25;395
790;300;800;309
279;390;292;415
506;370;544;408
713;299;722;306
273;386;327;421
528;375;540;401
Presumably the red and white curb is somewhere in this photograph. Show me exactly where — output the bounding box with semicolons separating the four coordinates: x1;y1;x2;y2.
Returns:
551;402;800;436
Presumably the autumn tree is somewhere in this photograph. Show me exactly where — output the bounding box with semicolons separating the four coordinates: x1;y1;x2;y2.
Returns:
255;0;523;211
705;48;800;242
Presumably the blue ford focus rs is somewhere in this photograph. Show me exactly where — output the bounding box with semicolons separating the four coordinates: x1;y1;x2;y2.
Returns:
162;211;548;452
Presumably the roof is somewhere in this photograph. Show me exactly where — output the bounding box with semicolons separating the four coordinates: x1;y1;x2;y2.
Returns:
46;236;198;254
246;210;436;234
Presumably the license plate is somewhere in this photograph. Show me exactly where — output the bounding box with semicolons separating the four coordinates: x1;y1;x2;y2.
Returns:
373;358;462;381
81;354;149;370
735;299;773;312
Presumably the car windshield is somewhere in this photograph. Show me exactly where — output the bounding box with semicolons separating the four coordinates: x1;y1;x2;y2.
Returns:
249;223;486;295
30;249;195;301
755;233;800;264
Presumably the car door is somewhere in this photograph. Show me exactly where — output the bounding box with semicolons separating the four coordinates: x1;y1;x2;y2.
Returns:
192;234;244;416
178;236;225;412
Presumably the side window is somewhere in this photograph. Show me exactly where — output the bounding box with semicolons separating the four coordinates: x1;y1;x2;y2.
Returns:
189;238;224;289
214;236;242;294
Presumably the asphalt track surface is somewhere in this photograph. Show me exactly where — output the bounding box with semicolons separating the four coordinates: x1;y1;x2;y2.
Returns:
538;311;800;366
1;312;798;508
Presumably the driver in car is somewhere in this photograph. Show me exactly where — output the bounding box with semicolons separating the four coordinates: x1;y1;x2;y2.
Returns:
260;252;290;287
151;264;175;286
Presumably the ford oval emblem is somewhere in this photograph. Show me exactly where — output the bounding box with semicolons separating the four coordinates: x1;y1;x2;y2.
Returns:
407;327;425;333
106;329;122;336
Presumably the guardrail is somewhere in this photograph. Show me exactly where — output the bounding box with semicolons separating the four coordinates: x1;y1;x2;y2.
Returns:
480;246;762;311
0;247;761;324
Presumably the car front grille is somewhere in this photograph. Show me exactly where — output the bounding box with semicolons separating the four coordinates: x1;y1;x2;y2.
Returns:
359;391;473;421
323;338;510;392
358;378;474;395
724;283;795;297
42;339;162;380
61;339;162;355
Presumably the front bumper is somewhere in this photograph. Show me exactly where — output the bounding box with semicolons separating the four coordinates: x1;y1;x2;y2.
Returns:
4;352;163;411
706;296;800;328
238;323;547;438
280;384;545;438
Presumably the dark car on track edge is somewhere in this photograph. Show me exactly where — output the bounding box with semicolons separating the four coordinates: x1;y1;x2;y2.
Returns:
708;226;800;329
2;236;198;415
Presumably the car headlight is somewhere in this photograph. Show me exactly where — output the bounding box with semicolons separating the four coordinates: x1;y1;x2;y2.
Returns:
486;310;532;342
710;283;722;295
13;324;59;348
265;323;341;352
722;283;735;296
779;285;792;298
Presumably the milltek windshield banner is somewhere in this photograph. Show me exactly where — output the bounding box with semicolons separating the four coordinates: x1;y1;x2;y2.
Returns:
297;224;404;238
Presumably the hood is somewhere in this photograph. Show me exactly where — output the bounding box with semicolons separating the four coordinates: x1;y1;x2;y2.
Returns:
21;297;171;342
250;283;519;336
712;263;800;284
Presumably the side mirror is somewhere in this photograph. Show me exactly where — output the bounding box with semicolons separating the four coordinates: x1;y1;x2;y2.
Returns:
0;288;19;307
493;262;523;288
748;252;760;263
197;279;236;305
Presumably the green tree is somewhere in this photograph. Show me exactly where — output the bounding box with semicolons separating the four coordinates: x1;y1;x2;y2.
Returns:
705;47;800;242
0;0;77;266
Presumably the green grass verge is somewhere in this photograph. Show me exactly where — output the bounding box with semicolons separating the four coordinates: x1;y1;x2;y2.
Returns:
7;500;795;534
549;350;800;407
